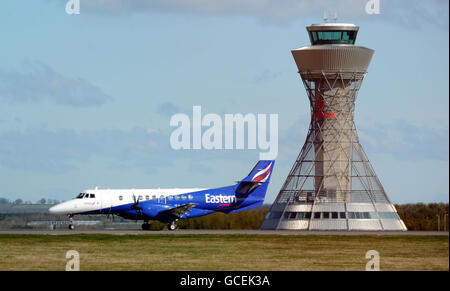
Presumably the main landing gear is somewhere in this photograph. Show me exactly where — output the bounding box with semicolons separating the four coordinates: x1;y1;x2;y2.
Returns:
168;220;177;231
142;221;151;230
141;221;176;231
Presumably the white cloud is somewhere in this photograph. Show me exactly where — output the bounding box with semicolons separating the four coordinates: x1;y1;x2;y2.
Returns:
82;0;363;22
358;120;449;162
79;0;448;28
0;62;113;107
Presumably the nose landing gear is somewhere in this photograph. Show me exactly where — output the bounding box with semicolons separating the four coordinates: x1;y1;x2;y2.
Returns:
68;215;74;230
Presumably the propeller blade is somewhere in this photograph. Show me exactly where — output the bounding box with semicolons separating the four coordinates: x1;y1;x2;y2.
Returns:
131;192;142;216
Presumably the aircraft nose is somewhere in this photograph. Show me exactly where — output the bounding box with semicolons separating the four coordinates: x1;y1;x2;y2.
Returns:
48;204;63;214
48;201;72;215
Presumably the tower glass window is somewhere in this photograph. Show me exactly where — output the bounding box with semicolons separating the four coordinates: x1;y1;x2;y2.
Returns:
309;30;357;45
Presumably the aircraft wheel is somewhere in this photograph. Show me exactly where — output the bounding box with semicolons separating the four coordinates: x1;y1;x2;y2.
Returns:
142;223;150;230
168;223;176;231
68;224;75;230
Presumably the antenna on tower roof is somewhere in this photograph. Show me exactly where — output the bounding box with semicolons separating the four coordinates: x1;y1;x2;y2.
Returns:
332;12;338;22
323;11;329;23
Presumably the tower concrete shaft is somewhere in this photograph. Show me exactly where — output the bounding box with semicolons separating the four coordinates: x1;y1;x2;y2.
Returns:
261;23;407;231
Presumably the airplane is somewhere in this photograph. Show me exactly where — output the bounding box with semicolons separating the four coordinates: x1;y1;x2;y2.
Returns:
49;160;274;230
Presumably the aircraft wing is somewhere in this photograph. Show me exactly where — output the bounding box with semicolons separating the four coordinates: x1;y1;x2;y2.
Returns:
161;203;197;218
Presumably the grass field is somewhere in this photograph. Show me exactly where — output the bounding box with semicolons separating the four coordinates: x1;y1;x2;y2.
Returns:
0;234;448;271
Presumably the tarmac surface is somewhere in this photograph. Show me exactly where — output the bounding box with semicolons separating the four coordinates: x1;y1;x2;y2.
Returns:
0;229;448;236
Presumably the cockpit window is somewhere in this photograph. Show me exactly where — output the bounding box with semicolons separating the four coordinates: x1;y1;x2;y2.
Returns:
76;193;84;199
84;193;89;198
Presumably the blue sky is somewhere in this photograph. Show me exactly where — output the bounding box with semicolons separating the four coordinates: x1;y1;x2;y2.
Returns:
0;0;448;204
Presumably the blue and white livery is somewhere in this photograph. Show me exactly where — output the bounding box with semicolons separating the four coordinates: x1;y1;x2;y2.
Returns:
49;160;274;230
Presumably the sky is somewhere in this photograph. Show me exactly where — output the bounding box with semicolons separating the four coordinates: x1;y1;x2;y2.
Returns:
0;0;448;204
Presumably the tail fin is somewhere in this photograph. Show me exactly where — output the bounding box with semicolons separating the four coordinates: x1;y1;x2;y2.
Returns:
235;160;275;199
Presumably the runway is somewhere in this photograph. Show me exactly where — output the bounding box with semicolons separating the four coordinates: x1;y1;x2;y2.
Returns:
0;229;448;236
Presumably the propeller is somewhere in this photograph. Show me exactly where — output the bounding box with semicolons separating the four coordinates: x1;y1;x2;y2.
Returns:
130;193;143;216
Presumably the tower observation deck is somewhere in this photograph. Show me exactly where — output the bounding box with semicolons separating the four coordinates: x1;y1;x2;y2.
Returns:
260;22;407;231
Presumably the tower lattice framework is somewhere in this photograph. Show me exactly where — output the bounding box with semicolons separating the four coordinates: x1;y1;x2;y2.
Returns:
261;22;407;231
277;71;388;206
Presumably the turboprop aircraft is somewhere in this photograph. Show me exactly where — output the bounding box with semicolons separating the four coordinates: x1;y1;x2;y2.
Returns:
49;160;274;230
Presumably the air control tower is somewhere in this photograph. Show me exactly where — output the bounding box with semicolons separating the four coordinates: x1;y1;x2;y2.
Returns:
260;22;407;231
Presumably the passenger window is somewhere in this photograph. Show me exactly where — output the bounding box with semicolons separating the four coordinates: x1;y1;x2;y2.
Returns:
181;195;187;200
160;195;164;200
175;196;180;200
323;212;330;219
168;196;174;200
188;194;194;200
138;195;143;201
119;196;123;201
332;212;338;219
145;195;149;200
84;194;89;198
314;212;321;219
152;195;157;200
339;212;346;219
90;194;95;198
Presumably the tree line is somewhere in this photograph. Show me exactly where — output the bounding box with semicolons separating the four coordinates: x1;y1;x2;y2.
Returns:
395;203;449;231
0;197;60;205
